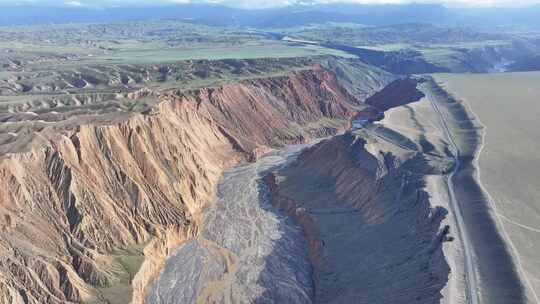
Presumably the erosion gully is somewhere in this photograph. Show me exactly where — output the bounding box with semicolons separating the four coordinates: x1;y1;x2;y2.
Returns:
146;144;315;304
146;78;524;304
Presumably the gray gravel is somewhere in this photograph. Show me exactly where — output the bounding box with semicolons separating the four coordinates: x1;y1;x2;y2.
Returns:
146;144;314;304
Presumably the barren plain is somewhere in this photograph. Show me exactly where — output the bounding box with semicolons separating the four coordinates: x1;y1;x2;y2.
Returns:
434;72;540;304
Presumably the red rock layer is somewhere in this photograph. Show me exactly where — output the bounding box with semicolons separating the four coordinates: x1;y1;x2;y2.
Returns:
0;66;358;304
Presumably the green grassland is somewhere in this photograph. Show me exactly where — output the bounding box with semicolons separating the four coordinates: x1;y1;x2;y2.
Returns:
2;21;537;74
0;21;352;70
90;41;353;64
96;246;146;304
279;23;540;72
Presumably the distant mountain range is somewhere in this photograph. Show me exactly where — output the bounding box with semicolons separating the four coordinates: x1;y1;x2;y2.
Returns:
1;3;540;28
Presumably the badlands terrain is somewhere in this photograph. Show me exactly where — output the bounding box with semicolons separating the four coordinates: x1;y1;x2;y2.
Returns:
0;8;540;304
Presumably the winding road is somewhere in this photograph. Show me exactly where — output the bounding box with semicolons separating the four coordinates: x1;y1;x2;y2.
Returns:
426;88;480;304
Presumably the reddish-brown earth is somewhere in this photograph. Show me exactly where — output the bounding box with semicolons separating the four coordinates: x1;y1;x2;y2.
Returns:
0;66;359;304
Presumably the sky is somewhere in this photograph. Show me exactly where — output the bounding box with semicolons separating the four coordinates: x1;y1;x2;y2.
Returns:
4;0;540;8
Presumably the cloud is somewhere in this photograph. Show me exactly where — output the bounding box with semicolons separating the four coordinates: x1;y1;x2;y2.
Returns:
64;0;83;6
2;0;540;8
294;0;540;6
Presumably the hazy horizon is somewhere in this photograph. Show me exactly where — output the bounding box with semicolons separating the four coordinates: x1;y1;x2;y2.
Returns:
3;0;540;9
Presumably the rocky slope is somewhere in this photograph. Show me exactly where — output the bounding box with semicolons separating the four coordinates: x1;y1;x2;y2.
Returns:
0;66;361;304
264;132;452;303
0;57;317;131
146;144;315;304
365;77;425;112
320;57;396;102
323;45;449;74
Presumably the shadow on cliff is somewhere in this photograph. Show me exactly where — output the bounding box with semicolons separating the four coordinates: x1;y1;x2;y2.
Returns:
251;169;315;304
253;143;452;304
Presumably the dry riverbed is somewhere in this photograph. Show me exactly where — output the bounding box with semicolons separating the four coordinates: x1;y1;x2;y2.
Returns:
146;144;315;304
145;73;538;304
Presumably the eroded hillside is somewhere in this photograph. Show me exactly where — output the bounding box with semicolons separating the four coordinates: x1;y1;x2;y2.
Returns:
264;126;452;303
0;62;383;304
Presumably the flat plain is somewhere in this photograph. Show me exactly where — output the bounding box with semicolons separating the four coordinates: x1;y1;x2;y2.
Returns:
434;72;540;303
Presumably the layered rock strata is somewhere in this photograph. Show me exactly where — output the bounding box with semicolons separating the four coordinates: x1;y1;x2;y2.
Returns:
0;66;359;304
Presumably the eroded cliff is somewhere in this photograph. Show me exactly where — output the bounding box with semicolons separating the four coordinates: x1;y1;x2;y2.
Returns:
265;132;451;303
0;66;359;304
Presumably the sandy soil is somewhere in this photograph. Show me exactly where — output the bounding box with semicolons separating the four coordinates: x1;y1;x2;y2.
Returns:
380;94;467;304
434;72;540;304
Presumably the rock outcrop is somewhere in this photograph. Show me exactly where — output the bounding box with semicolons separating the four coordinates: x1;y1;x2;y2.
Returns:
365;77;425;112
265;132;450;303
0;66;359;304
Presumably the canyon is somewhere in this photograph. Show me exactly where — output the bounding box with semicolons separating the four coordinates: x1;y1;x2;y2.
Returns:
2;7;540;304
142;72;481;303
0;53;535;304
0;61;384;304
